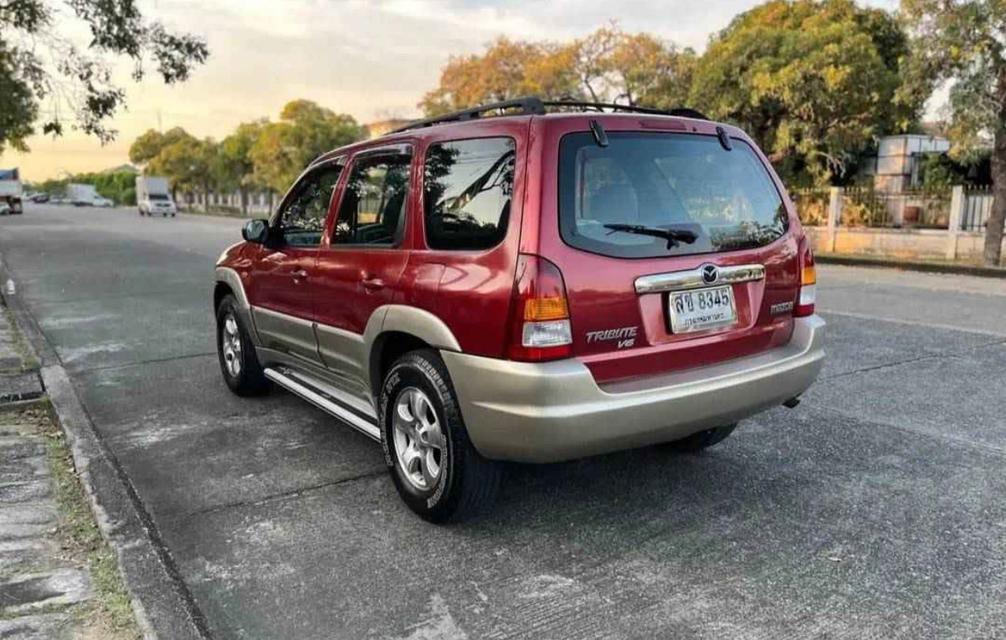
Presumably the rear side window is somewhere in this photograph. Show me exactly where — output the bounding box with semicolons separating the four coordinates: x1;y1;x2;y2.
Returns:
558;132;787;259
423;137;515;250
333;153;411;246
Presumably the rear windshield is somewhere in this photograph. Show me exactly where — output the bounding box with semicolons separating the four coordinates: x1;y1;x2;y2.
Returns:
558;132;787;259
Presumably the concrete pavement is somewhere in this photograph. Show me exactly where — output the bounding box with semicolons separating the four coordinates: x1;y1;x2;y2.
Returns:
1;203;1005;639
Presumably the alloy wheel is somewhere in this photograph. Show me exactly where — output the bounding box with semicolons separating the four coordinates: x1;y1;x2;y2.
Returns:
392;387;445;491
221;314;243;378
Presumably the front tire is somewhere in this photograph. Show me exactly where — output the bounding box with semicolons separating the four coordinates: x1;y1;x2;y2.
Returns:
216;295;270;396
380;350;501;523
667;423;738;453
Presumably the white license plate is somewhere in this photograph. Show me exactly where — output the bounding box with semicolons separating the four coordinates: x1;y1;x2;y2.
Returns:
667;285;737;333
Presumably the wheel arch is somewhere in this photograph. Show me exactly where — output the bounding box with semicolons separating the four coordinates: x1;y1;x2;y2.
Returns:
214;267;259;343
364;305;463;397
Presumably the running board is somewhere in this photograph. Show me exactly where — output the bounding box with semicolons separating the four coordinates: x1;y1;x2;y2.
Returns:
264;367;381;442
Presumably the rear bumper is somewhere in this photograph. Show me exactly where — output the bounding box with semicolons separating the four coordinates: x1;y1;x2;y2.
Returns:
443;315;825;463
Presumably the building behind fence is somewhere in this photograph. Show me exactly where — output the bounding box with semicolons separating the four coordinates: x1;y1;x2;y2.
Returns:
796;185;1001;262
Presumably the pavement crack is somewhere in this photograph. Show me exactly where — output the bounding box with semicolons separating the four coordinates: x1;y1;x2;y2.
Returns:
820;336;1006;381
75;351;217;373
172;468;387;521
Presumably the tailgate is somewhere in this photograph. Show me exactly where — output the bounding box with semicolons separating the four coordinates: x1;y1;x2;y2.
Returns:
539;123;802;385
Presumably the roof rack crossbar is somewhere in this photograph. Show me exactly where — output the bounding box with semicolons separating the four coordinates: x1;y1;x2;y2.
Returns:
390;96;546;134
388;97;709;135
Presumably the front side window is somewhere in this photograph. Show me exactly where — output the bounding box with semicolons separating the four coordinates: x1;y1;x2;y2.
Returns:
277;163;343;247
559;132;787;259
333;152;411;246
424;137;515;250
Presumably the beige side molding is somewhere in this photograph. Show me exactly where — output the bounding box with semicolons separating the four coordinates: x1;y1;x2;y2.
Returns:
214;267;260;343
361;305;463;397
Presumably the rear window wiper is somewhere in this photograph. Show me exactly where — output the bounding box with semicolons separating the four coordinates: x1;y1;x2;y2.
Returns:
603;224;698;249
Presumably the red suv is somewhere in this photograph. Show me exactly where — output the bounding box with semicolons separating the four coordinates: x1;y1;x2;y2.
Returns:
214;97;825;522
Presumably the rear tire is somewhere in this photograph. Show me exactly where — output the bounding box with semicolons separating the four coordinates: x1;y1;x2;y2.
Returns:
215;295;270;396
667;423;738;453
380;349;501;523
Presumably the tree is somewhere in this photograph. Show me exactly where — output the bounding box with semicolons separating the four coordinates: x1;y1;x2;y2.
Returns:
902;0;1006;265
152;136;217;209
0;0;208;153
567;27;696;108
216;120;267;214
250;100;364;193
690;0;919;186
420;38;576;115
418;28;695;116
128;127;194;167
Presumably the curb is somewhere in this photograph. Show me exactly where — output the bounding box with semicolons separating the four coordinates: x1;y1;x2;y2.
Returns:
815;253;1006;279
0;256;211;640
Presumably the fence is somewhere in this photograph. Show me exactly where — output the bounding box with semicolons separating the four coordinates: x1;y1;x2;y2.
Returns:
799;185;1001;262
796;187;951;229
178;189;277;216
962;188;994;232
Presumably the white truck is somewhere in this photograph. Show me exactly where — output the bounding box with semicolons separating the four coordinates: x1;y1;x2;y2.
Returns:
68;183;101;207
135;176;176;217
0;168;24;215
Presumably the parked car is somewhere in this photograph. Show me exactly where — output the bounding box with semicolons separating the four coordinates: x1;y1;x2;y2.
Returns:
29;192;49;203
94;196;114;208
213;97;825;522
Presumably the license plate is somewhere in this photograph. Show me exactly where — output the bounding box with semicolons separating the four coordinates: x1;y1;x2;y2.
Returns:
667;285;737;333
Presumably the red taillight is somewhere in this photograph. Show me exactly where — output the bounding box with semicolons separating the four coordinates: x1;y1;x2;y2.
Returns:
795;242;816;317
506;254;573;362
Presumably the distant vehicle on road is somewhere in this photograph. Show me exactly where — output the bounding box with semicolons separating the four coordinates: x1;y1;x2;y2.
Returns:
68;183;101;207
0;168;24;214
214;97;825;522
27;192;49;203
136;176;176;217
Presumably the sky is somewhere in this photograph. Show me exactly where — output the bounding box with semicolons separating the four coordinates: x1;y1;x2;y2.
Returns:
2;0;900;181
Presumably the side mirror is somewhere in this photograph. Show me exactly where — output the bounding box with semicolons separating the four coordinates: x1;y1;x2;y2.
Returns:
242;219;269;244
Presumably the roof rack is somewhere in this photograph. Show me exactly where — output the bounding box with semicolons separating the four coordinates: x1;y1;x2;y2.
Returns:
390;97;546;134
390;96;708;134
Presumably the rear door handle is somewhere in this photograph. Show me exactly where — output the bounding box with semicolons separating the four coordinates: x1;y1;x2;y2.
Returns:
361;277;385;291
291;269;309;280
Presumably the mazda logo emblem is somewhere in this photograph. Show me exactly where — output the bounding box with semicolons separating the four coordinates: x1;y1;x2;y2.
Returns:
701;264;719;284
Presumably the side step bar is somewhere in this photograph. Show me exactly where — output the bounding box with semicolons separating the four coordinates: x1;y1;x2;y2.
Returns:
264;366;381;442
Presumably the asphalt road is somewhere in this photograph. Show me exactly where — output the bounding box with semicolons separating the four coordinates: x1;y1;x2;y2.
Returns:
3;203;1006;639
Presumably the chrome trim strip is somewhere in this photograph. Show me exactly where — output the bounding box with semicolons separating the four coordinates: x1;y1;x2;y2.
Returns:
634;264;765;294
264;367;381;441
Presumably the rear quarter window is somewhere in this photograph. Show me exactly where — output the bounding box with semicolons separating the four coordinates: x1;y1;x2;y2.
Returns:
558;132;787;259
423;137;515;251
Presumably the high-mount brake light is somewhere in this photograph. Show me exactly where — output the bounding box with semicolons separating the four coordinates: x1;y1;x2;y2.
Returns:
507;254;573;361
795;243;817;317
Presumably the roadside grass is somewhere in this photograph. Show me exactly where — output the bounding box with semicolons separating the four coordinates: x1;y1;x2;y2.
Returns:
0;403;141;639
1;306;39;372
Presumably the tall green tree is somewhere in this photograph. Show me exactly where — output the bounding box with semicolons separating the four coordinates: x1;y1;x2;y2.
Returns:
902;0;1006;265
216;120;267;214
690;0;919;185
418;28;695;116
0;0;208;152
128;127;194;167
250;100;364;193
